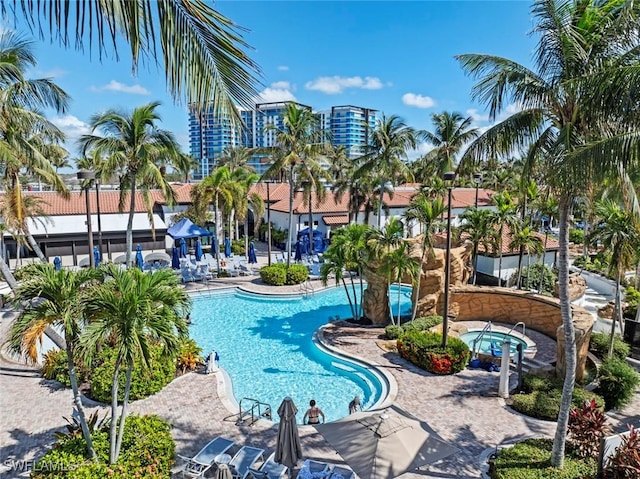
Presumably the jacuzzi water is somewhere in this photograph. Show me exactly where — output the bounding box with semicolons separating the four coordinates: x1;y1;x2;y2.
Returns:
460;330;528;356
189;285;412;422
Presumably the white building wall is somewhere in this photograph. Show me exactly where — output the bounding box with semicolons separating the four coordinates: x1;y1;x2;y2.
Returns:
476;251;558;281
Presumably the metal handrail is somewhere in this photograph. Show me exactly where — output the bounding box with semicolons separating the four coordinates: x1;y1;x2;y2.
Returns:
506;321;526;339
471;321;493;359
238;397;273;426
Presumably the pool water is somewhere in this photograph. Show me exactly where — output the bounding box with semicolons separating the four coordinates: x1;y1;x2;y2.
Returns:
460;331;528;356
189;286;412;422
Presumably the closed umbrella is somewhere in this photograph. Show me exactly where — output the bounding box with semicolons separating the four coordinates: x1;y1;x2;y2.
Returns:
53;256;62;271
135;244;144;270
179;238;187;258
224;237;231;258
215;463;233;479
93;246;101;268
294;241;302;262
171;247;180;269
275;397;302;472
195;239;203;262
248;242;257;264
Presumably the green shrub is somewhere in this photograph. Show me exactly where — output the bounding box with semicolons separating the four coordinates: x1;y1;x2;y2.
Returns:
231;239;246;255
623;286;640;318
590;332;630;360
595;357;640;410
520;263;557;294
397;330;470;375
385;325;403;340
569;228;585;244
490;438;597;479
32;415;174;478
41;349;89;387
402;315;443;332
512;373;605;420
90;345;176;403
259;263;309;286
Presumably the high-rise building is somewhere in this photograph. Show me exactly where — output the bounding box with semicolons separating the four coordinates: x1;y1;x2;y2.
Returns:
188;101;376;179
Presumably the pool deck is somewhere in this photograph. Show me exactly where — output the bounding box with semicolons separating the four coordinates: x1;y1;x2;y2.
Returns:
2;276;640;478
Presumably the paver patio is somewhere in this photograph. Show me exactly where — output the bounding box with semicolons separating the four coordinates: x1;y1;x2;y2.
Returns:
1;277;639;479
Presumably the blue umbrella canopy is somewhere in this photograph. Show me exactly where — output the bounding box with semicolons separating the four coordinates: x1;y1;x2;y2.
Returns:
224;237;231;257
294;241;302;262
179;238;187;258
171;247;180;269
53;256;62;271
248;242;257;264
135;250;144;270
195;239;203;261
93;246;101;267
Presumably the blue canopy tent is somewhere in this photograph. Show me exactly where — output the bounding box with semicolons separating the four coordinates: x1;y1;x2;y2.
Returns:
167;218;212;240
297;228;327;253
195;239;203;261
135;244;144;270
171;247;180;269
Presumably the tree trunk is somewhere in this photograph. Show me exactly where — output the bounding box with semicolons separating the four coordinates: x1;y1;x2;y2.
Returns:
498;235;504;286
308;189;314;257
66;341;96;460
362;266;390;325
609;272;622;357
341;277;356;319
539;233;549;294
472;242;479;286
516;245;525;289
550;195;576;468
377;179;385;229
114;363;133;462
0;251;18;291
349;275;359;320
25;229;47;263
286;165;295;268
109;357;122;464
215;195;221;274
125;173;137;268
411;247;427;320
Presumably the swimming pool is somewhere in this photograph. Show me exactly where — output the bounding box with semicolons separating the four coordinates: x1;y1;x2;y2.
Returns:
189;286;411;422
460;331;528;356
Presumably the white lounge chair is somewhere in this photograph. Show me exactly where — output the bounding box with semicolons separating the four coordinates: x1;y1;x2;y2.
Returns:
296;459;331;478
228;446;265;479
246;452;287;479
178;436;235;478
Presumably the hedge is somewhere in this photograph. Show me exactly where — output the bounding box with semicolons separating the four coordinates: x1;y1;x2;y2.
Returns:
595;357;640;410
259;263;309;286
31;415;174;478
589;332;630;360
397;329;470;375
385;315;443;339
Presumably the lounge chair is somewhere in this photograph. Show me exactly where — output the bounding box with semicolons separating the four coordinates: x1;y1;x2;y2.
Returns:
296;460;331;479
228;446;265;479
246;452;287;478
329;465;355;479
178;436;235;478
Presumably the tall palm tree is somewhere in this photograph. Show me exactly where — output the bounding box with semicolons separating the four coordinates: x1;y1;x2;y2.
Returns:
80;266;189;464
8;264;103;459
357;115;418;228
404;195;446;319
457;0;640;466
173;153;199;183
263;104;327;266
489;191;520;285
509;226;544;289
459;207;494;285
78;102;180;267
218;146;255;173
379;241;419;325
591;200;640;357
5;1;260;116
420;111;479;175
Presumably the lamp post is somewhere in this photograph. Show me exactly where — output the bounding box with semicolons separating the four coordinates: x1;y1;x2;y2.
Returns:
266;181;272;266
442;171;457;348
77;170;95;268
377;180;394;228
95;178;103;259
473;172;482;209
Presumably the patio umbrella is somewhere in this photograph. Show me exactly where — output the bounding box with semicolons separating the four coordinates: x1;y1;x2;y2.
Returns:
215;464;233;479
315;405;459;479
53;256;62;271
179;238;187;258
195;239;203;262
135;244;144;270
171;247;180;269
275;397;303;472
294;241;302;262
93;246;101;267
248;242;257;264
224;237;231;257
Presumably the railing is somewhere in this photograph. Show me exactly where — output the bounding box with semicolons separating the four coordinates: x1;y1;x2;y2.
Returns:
471;321;493;359
236;397;273;426
506;321;526;339
300;279;315;298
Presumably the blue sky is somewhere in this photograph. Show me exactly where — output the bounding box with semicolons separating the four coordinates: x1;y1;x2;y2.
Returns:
7;1;537;164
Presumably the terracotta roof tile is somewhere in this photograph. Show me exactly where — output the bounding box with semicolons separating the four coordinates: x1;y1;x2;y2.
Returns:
471;225;560;255
323;215;349;225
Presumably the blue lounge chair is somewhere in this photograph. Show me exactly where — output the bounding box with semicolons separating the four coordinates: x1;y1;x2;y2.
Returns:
246;452;287;478
329;465;355;479
296;460;331;478
228;446;265;479
178;436;235;478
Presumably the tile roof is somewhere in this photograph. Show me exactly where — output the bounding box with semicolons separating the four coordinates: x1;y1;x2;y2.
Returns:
467;224;560;255
323;215;349;225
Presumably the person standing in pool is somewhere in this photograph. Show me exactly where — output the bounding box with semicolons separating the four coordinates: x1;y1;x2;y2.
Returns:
303;399;325;425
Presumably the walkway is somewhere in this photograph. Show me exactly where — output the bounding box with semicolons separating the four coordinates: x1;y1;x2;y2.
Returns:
1;280;640;478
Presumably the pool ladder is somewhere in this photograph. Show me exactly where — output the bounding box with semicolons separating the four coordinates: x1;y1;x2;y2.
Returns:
233;397;273;426
471;321;493;360
300;279;315;298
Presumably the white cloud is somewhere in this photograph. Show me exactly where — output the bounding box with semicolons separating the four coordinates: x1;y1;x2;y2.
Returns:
402;93;435;109
277;65;289;71
51;115;91;154
270;80;291;90
37;67;67;78
256;86;297;103
466;108;489;123
407;142;435;162
305;76;384;94
90;80;150;95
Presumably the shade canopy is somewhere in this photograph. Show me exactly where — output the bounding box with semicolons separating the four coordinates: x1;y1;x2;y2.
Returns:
315;405;459;479
275;397;302;471
167;218;212;239
297;228;323;239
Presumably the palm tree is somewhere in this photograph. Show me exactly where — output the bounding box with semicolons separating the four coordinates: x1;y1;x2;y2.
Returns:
218;146;255;173
6;1;260;116
80;266;189;464
8;264;103;459
534;196;559;294
591;200;640;357
263;104;326;266
457;0;640;466
459;207;494;285
489;191;520;286
509;226;544;289
421;111;479;175
173;153;199;183
78;102;180;267
357;115;418;228
192;166;243;273
404;194;446;319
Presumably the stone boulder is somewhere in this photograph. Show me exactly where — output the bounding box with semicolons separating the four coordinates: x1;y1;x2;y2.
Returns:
553;273;586;301
362;266;391;325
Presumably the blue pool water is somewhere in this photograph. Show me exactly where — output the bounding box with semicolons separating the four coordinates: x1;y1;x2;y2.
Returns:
189;286;411;422
460;331;528;356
